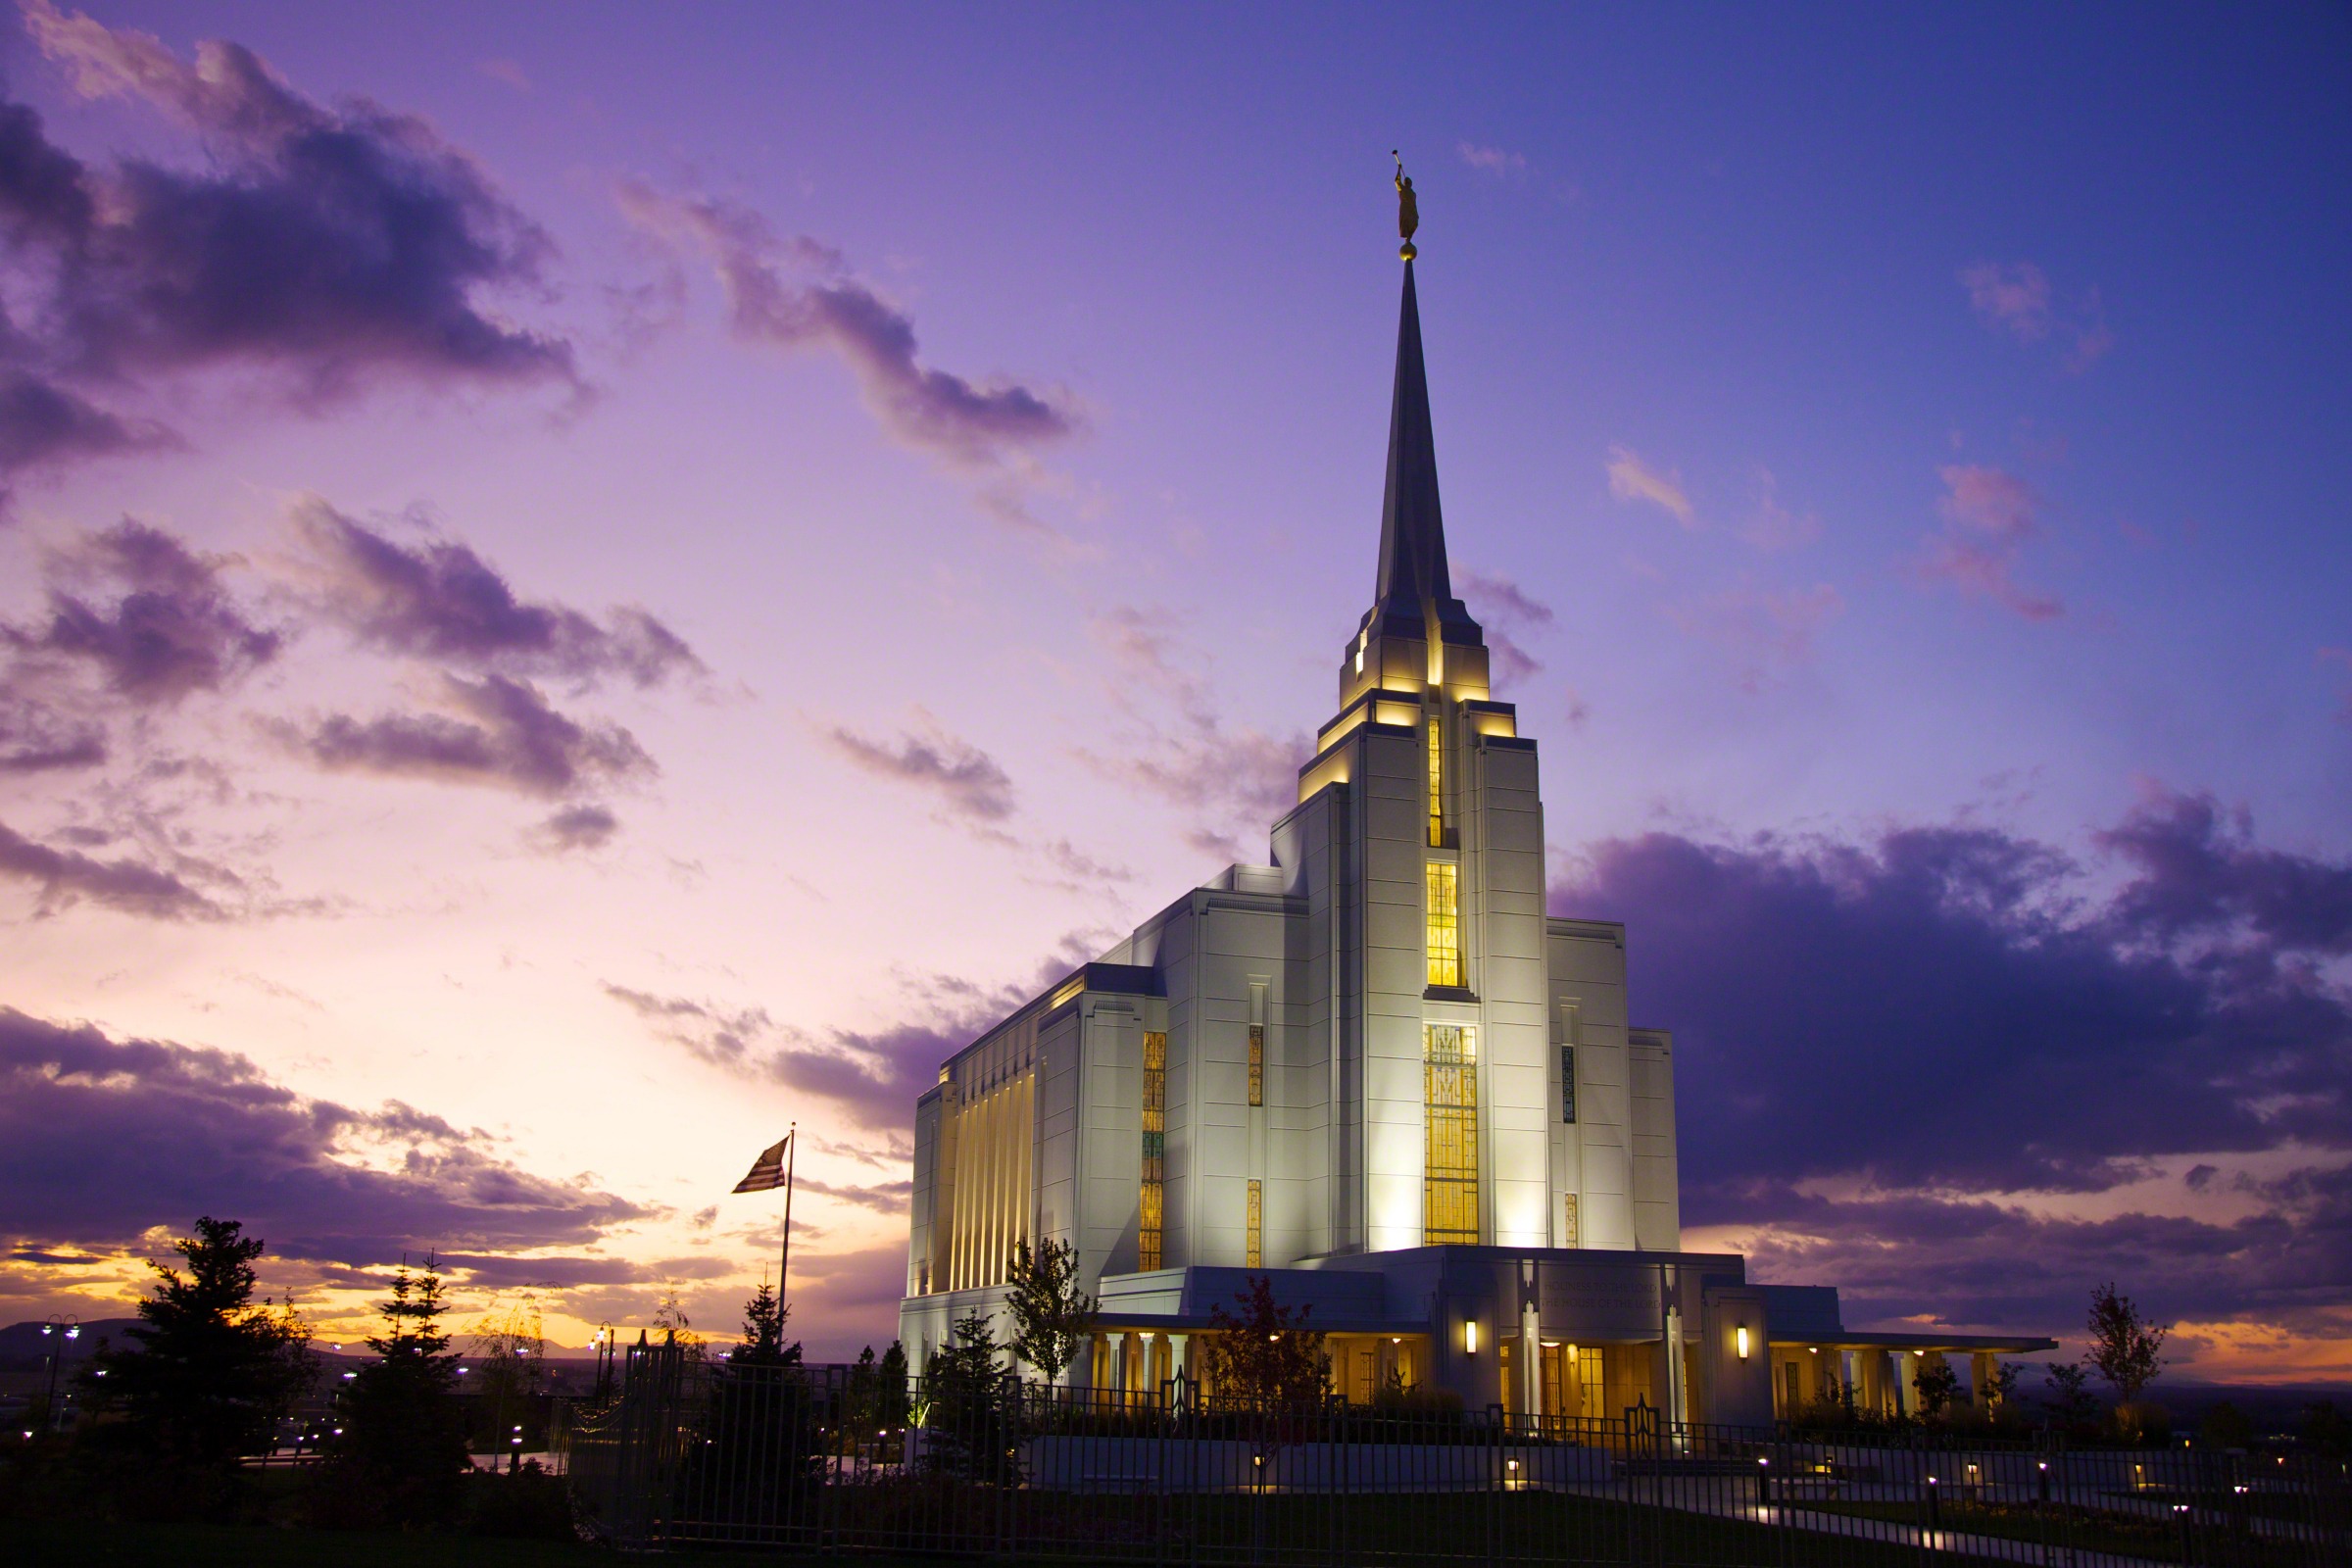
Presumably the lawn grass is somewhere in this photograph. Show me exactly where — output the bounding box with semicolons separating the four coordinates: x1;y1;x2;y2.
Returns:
1802;1495;2329;1568
4;1504;2022;1568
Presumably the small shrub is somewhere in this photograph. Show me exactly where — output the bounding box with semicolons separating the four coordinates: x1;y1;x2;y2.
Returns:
465;1458;573;1540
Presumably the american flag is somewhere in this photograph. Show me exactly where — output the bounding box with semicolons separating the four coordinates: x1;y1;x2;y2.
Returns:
732;1131;792;1193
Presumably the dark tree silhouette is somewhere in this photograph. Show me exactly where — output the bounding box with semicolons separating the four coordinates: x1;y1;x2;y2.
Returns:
322;1261;470;1526
1202;1276;1330;1408
2082;1282;2168;1403
729;1278;801;1367
85;1216;314;1469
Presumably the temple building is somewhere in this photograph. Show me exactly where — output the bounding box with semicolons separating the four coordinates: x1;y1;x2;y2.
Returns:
898;248;2051;1425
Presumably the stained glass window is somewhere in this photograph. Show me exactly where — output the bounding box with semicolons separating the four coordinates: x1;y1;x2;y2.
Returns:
1140;1030;1166;1270
1423;1024;1479;1244
1426;861;1461;988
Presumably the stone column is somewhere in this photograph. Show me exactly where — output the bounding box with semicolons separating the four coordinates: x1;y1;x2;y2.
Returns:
1104;1331;1127;1407
1168;1333;1191;1391
1971;1351;1996;1411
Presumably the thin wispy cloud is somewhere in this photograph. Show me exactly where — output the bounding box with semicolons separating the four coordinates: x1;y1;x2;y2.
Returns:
3;520;280;707
1739;469;1821;553
1457;141;1527;176
531;802;619;854
1071;606;1303;849
288;497;701;688
604;982;971;1132
614;181;1079;498
1923;464;2061;620
1665;581;1843;693
1959;260;2112;373
1606;445;1696;527
1457;568;1554;692
823;714;1016;822
280;672;656;797
0;817;220;919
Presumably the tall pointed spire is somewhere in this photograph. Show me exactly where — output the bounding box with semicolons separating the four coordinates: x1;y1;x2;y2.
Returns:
1375;261;1446;621
1364;261;1481;648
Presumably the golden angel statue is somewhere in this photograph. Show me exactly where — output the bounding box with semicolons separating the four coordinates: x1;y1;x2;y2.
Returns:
1393;151;1419;259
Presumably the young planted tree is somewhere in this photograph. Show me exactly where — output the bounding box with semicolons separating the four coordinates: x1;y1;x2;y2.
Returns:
1201;1276;1330;1409
1004;1237;1098;1387
1911;1355;1960;1417
324;1261;470;1527
2082;1282;2168;1403
2041;1361;2099;1429
86;1216;316;1469
467;1297;547;1464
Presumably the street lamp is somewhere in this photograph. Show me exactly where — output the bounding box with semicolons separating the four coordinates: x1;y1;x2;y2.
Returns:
40;1315;78;1432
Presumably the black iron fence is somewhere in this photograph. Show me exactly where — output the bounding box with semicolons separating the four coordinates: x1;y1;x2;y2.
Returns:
564;1344;2348;1567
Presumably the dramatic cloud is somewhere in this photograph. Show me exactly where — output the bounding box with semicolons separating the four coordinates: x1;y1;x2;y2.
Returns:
1457;568;1553;691
1922;464;2061;619
1457;141;1526;175
1605;445;1695;527
3;519;278;705
288;498;699;687
0;816;219;918
1664;581;1842;693
282;672;655;797
616;181;1077;480
0;4;573;481
1553;788;2352;1338
824;716;1015;822
0;1007;648;1261
605;983;957;1131
1958;261;2111;374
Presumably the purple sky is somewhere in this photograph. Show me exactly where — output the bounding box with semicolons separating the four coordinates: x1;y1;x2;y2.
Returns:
1;2;2347;1381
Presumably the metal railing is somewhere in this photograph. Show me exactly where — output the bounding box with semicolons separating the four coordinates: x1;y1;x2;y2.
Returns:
564;1344;2348;1567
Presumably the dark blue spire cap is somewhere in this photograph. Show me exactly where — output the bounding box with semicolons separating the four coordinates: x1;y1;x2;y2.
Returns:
1368;261;1482;647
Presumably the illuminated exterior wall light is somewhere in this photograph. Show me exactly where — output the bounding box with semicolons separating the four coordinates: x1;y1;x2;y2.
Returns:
1737;1325;1750;1359
1464;1320;1479;1354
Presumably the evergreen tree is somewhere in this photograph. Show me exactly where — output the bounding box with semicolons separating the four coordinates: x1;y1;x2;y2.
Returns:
729;1278;800;1367
876;1340;911;1429
86;1216;315;1469
922;1312;1016;1484
325;1261;470;1526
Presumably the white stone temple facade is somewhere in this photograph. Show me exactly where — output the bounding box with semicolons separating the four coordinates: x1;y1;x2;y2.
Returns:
898;257;2048;1425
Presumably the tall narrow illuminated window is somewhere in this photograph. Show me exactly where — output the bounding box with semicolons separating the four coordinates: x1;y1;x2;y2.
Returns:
1246;1179;1262;1267
1140;1030;1166;1270
1427;717;1444;847
1425;861;1461;988
1248;1024;1263;1106
1423;1024;1479;1244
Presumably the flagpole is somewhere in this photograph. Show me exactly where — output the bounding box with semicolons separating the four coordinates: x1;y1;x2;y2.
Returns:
779;1123;796;1320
